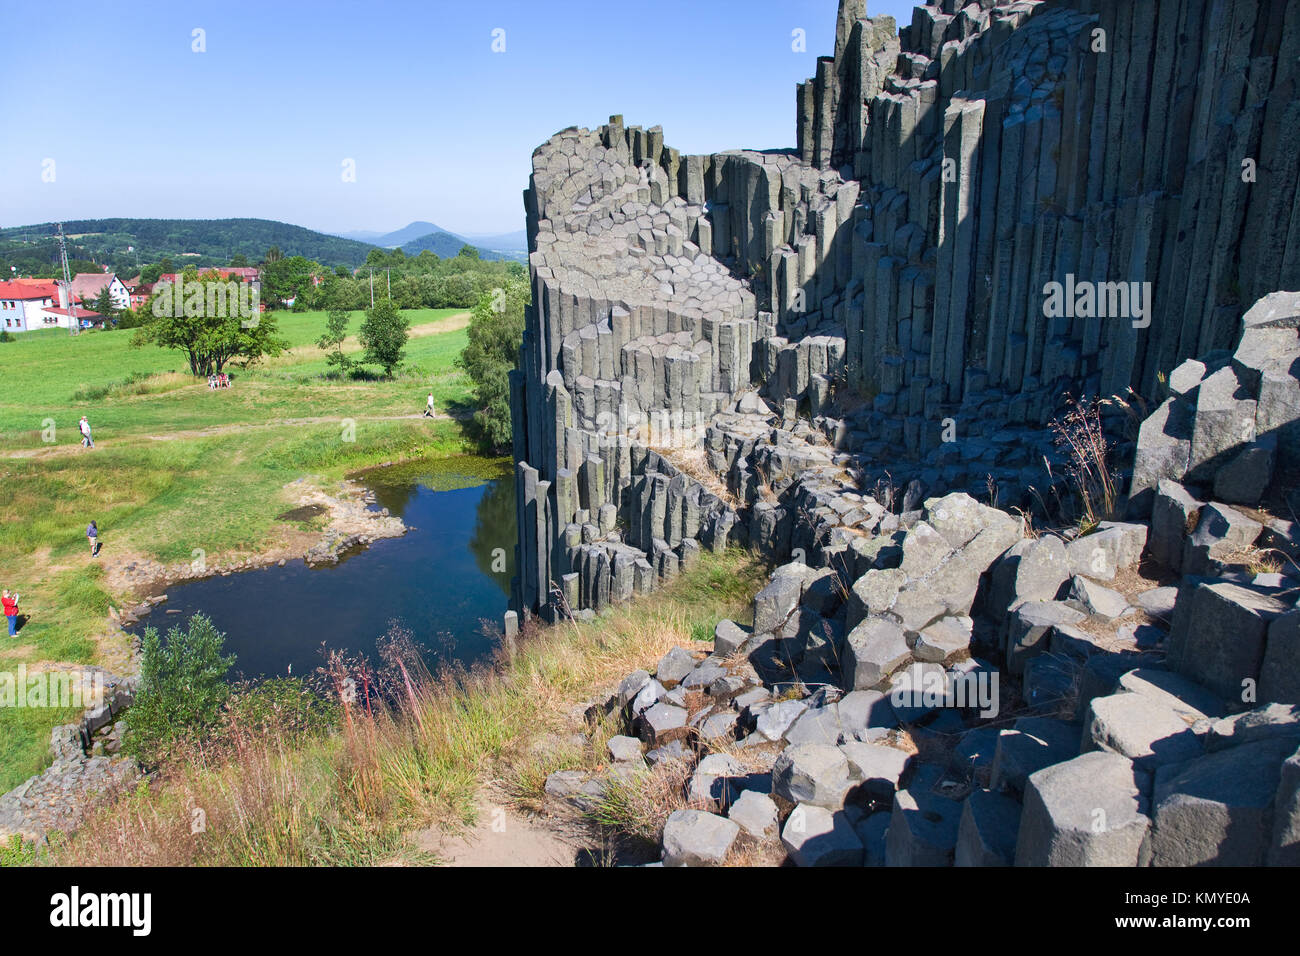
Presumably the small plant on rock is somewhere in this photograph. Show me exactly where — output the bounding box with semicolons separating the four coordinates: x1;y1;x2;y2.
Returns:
1046;394;1119;533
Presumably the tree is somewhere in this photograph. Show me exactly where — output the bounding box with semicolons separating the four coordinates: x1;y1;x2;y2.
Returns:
229;253;249;267
318;307;353;373
358;297;409;377
458;276;527;450
88;285;118;322
457;244;480;260
260;254;317;308
124;613;235;766
132;267;287;374
263;245;283;263
140;256;173;284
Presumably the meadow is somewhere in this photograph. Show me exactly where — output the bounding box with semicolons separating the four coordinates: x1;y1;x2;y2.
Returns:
0;308;476;789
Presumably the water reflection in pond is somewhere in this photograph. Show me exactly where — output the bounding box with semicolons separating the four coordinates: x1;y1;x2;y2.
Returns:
128;457;517;680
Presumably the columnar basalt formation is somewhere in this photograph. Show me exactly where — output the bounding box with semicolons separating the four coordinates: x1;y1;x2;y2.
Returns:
512;0;1300;622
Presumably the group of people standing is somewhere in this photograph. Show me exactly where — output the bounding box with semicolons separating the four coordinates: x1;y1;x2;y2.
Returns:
208;373;231;389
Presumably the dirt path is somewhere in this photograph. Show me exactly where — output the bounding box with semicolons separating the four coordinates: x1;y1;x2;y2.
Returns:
410;790;593;867
3;411;470;459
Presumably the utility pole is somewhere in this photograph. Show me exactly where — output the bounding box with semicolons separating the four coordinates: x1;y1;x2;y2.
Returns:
369;268;374;307
56;223;79;336
386;268;390;298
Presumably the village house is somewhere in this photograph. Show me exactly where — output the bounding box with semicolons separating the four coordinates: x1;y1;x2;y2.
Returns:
123;275;155;310
63;272;130;312
0;279;62;332
158;266;260;288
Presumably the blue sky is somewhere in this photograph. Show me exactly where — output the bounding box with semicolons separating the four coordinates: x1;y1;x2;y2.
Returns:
0;0;918;237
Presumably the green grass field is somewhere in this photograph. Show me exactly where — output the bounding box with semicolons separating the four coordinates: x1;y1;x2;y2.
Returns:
0;307;479;789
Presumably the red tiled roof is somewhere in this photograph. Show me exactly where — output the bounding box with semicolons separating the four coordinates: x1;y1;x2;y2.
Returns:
0;280;59;300
45;306;103;318
159;267;259;283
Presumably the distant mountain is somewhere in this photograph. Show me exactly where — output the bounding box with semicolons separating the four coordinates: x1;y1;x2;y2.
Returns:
459;229;528;252
332;220;528;258
375;221;447;247
0;218;380;270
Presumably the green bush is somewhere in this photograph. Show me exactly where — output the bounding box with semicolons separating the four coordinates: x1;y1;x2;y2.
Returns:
458;277;527;451
124;613;236;766
0;834;41;867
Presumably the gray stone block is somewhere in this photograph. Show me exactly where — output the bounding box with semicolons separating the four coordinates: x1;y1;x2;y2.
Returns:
1067;575;1130;621
1148;479;1200;572
754;562;815;633
755;699;808;742
1115;668;1225;721
1261;609;1300;705
1213;439;1276;506
782;803;864;866
655;645;697;688
728;789;779;842
1205;703;1300;752
990;716;1080;796
846;568;906;631
639;702;688;745
713;619;749;657
1167;580;1288;701
1181;503;1263;576
913;614;973;663
607;735;644;763
1082;692;1204;771
1006;600;1087;675
773;742;855;809
988;536;1070;620
1015;751;1151;867
1270;744;1300;866
884;767;962;866
839;740;911;801
843;616;912;689
661;809;740;866
955;788;1022;867
1145;737;1299;866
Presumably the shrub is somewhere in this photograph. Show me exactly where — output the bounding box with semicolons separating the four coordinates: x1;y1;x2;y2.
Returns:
124;613;236;767
1046;394;1119;531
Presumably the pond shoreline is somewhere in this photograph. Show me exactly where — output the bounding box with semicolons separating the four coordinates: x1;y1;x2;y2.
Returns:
114;453;516;681
105;476;409;630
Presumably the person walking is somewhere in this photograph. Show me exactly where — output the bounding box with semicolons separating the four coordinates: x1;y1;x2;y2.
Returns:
79;415;94;448
423;391;435;418
2;589;18;637
87;520;99;557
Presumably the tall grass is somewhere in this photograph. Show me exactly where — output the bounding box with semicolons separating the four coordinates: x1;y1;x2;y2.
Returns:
47;551;765;866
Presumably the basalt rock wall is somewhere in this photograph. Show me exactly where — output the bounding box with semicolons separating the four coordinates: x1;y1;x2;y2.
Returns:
511;0;1300;619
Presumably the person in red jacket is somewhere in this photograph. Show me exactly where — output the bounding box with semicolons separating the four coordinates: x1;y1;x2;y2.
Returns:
2;589;18;637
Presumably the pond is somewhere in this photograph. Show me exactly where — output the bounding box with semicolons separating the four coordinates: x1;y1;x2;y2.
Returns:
127;457;517;680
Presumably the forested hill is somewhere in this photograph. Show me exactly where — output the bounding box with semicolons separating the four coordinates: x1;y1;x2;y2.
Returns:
0;218;380;274
400;230;520;261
